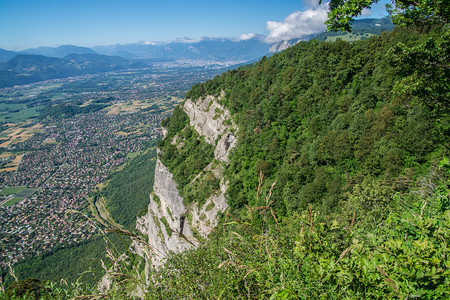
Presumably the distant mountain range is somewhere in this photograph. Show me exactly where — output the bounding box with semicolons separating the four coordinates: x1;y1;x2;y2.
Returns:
0;17;394;88
0;53;144;88
0;45;97;62
92;35;271;61
20;45;97;58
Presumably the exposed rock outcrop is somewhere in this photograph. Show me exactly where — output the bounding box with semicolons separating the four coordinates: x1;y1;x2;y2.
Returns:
269;38;301;53
134;93;236;278
183;92;236;162
135;158;195;268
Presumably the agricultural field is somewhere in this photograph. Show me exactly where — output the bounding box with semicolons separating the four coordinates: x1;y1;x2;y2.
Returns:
0;123;44;148
0;154;23;172
0;186;36;207
0;186;26;195
105;97;182;115
325;32;375;42
0;104;45;123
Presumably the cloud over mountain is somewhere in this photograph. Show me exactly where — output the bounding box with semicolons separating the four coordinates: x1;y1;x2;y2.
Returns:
265;3;329;43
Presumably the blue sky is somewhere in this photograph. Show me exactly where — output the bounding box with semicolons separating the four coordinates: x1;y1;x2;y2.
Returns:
0;0;389;51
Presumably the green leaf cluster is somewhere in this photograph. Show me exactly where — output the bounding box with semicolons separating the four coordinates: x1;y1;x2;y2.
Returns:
326;0;449;32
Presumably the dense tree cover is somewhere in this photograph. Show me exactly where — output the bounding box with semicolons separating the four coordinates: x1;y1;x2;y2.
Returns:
186;26;449;218
1;234;128;290
325;0;449;31
39;103;109;120
95;140;158;229
136;164;449;298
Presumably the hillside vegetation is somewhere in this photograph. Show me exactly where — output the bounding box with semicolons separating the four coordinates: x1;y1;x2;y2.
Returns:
3;20;449;300
156;24;449;297
126;24;448;299
185;25;448;215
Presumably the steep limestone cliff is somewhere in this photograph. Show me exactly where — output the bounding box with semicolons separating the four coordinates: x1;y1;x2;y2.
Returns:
135;159;196;266
183;92;236;162
134;93;235;273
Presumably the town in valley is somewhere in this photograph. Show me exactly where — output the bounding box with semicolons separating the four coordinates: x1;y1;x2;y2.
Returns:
0;67;223;267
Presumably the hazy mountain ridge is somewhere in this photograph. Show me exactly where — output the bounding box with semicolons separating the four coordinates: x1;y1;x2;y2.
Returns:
20;45;97;58
0;49;18;62
92;35;270;61
0;54;144;88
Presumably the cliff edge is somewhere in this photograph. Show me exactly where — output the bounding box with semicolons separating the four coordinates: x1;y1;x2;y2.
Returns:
134;92;235;273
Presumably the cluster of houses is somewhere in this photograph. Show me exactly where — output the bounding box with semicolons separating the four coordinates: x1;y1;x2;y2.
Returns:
0;109;163;267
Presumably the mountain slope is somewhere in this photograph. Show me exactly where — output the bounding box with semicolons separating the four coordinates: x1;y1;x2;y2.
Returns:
0;48;19;62
93;36;270;61
129;24;449;298
0;54;144;87
2;22;448;300
21;45;97;58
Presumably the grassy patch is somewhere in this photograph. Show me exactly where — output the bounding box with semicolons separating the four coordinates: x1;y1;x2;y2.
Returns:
199;213;207;222
152;192;161;207
325;32;375;42
160;216;172;237
205;201;215;211
0;186;26;196
166;207;174;221
3;197;22;206
14;188;36;198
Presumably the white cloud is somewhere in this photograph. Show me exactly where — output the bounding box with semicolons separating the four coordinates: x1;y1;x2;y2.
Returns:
361;8;372;16
302;0;321;8
173;37;202;44
238;33;256;41
265;4;329;43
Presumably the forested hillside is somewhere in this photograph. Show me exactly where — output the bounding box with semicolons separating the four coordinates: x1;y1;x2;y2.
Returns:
144;24;449;298
184;25;448;216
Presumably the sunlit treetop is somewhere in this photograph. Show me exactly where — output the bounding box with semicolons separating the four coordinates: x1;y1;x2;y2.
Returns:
324;0;449;31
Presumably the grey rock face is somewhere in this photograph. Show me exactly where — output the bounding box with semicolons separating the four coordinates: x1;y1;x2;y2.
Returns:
134;92;234;281
136;159;196;268
214;132;236;163
183;93;236;162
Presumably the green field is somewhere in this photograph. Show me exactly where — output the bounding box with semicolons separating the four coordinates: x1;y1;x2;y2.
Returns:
1;186;36;206
325;32;374;42
14;188;36;198
0;105;45;123
3;197;22;206
0;186;26;196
